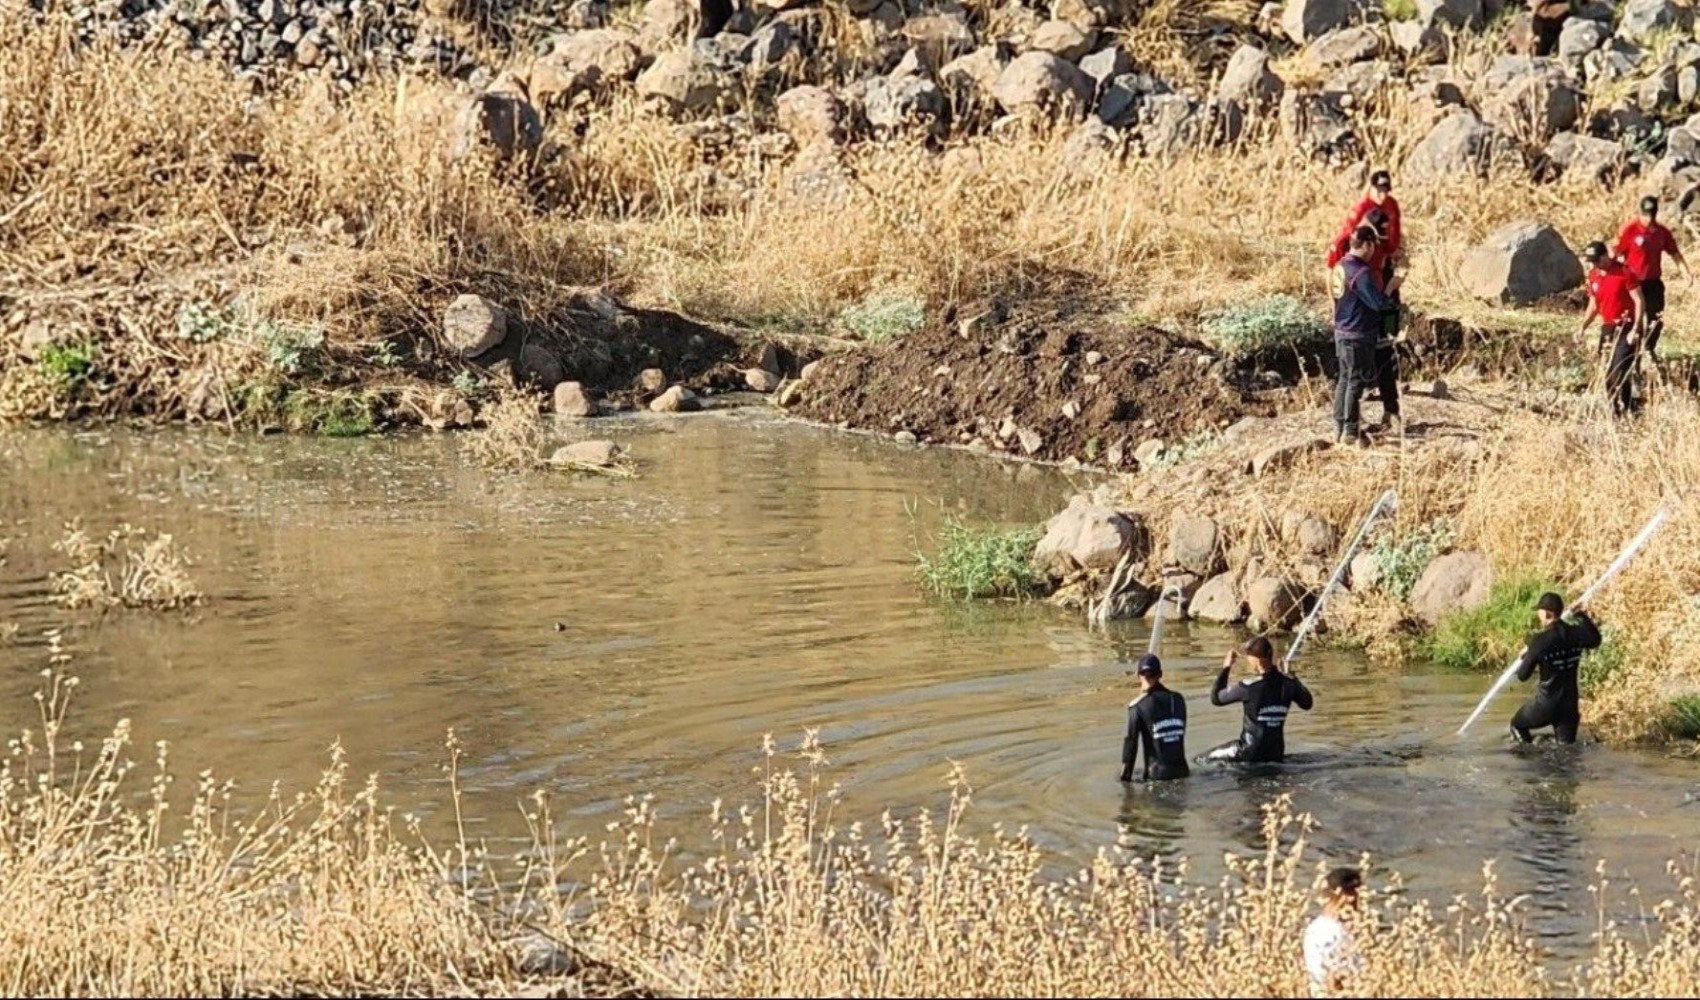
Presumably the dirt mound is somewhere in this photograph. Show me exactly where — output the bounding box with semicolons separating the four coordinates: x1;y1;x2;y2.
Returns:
793;302;1277;468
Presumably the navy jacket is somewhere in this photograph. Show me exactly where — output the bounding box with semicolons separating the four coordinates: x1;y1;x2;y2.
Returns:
1334;254;1395;341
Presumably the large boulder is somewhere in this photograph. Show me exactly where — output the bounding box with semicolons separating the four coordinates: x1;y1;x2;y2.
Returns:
863;74;948;133
448;92;543;163
993;51;1096;117
1029;19;1098;61
1217;44;1285;106
1280;89;1357;161
1619;0;1693;44
1410;551;1494;624
1246;577;1309;631
1542;132;1625;184
1168;515;1225;576
1282;0;1364;43
1191;572;1246;623
649;385;702;413
1459;221;1584;305
442;295;507;357
639;0;694;45
516;342;565;391
1311;25;1381;68
904;10;977;64
1403;110;1507;181
636;50;734;113
553;381;597;417
1417;0;1483;30
1558;17;1606;58
1080;46;1135;86
1135;94;1203;158
1390;21;1449;64
1324;60;1397;105
544;29;643;82
940;46;1010;110
1348;551;1384;592
776;85;843;146
1480;56;1582;142
1294;516;1340;558
1097;72;1171;126
1034;496;1146;576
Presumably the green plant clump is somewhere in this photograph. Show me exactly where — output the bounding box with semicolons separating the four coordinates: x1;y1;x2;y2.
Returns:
1665;694;1700;741
1423;573;1558;672
285;391;376;437
840;292;925;344
1200;294;1329;359
1383;0;1419;20
1371;519;1454;602
38;343;94;383
917;515;1043;600
1579;626;1626;697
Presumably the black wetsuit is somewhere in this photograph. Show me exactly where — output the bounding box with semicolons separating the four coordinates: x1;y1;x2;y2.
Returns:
1510;612;1602;744
1209;667;1314;763
1121;684;1189;782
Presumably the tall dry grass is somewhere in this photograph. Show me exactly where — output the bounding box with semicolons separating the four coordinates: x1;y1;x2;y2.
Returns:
9;655;1700;998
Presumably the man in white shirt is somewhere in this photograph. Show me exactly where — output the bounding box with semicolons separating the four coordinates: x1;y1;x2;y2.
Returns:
1303;867;1364;997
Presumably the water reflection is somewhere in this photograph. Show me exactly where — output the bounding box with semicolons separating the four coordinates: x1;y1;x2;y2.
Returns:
1508;744;1586;937
1115;779;1191;863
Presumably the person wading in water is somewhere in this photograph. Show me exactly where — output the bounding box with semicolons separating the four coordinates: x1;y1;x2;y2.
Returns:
1207;635;1314;764
1121;653;1189;782
1510;592;1603;745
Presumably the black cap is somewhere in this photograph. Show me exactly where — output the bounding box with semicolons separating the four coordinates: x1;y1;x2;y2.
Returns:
1365;207;1389;231
1641;195;1659;216
1242;635;1275;661
1325;867;1363;896
1536;592;1565;615
1370;169;1392;191
1581;241;1608;264
1134;653;1163;676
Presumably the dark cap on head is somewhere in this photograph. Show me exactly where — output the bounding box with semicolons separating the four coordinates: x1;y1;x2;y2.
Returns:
1365;207;1389;230
1370;169;1392;191
1134;653;1163;676
1325;867;1363;896
1641;195;1660;216
1582;241;1608;264
1242;635;1275;662
1536;592;1565;615
1350;225;1380;249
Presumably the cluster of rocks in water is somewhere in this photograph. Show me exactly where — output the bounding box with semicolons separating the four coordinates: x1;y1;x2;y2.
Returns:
1034;490;1498;631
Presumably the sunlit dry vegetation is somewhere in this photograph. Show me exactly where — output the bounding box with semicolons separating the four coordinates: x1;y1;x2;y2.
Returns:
50;521;204;611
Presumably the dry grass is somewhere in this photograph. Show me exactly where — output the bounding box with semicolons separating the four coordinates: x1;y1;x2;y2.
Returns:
11;655;1700;998
461;391;548;470
50;521;205;611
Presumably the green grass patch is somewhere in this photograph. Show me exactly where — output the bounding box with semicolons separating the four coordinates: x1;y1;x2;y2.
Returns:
840;292;925;345
1423;573;1558;672
1370;519;1454;602
916;514;1042;600
1665;694;1700;741
38;343;94;383
1199;295;1329;359
1580;624;1628;697
285;390;377;437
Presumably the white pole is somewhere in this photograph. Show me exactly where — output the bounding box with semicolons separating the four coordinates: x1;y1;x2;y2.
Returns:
1456;506;1671;736
1147;583;1185;657
1282;489;1400;672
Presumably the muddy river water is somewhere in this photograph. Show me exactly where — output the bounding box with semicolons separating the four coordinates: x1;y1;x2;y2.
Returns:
2;411;1697;953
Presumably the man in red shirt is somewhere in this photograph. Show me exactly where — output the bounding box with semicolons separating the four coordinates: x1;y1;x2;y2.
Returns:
1613;194;1690;361
1577;241;1647;418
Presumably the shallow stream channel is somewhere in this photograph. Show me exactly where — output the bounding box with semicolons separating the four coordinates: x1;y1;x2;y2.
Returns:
2;409;1697;955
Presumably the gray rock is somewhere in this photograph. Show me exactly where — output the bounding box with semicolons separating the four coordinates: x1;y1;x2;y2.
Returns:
863;74;947;133
515;932;582;976
449;92;543;163
1018;427;1045;454
1135;93;1202;158
1619;0;1693;44
1410;551;1494;624
550;439;623;467
1403;110;1505;181
649;385;701;413
1558;17;1606;58
1348;551;1384;592
776;85;842;146
1169;515;1224;576
442;295;507;357
1282;0;1364;43
1543;132;1625;184
553;381;597;417
1311;25;1381;68
1389;20;1448;64
517;342;565;391
639;0;694;45
992;51;1096;117
1295;516;1340;558
545;28;643;82
745;20;800;71
1034;496;1145;576
745;368;782;392
636;50;734;113
903;10;978;64
1324;60;1396;104
1217;44;1284;106
1190;572;1246;623
1246;577;1309;631
1460;221;1584;304
1639;66;1679;111
1134;438;1166;466
1417;0;1483;30
1079;45;1134;85
939;46;1010;108
1279;89;1357;160
1029;19;1097;62
1480;56;1581;142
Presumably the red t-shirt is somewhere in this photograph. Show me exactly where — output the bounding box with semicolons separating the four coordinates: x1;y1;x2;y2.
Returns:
1615;220;1677;280
1324;195;1404;269
1588;262;1640;325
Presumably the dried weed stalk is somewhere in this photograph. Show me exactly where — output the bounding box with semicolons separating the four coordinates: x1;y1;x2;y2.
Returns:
50;521;204;611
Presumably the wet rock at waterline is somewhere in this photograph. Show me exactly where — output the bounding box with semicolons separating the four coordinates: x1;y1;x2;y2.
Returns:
1246;577;1308;631
1410;550;1495;624
746;368;782;392
442;294;507;358
549;439;624;467
637;368;668;396
553;381;598;417
1034;497;1145;577
649;384;702;413
1190;572;1246;623
517;342;566;391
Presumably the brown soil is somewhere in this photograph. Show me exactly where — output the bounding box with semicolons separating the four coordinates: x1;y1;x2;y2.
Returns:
791;300;1279;468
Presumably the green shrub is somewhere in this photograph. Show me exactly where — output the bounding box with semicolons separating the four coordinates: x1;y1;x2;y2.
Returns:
173;301;326;375
1371;519;1454;602
1383;0;1418;19
38;343;94;383
1149;431;1220;470
1423;573;1558;672
285;391;376;437
1580;624;1627;697
1200;295;1329;359
840;292;925;344
451;371;487;398
917;515;1043;600
1665;694;1700;741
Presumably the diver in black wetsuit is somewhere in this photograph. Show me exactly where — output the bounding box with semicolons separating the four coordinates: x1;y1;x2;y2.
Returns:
1207;635;1314;764
1510;592;1602;745
1121;654;1189;782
